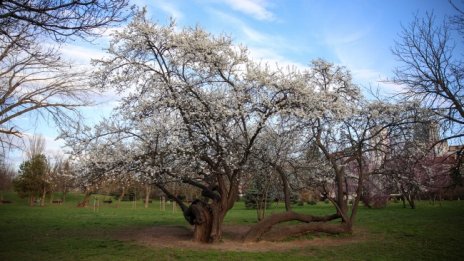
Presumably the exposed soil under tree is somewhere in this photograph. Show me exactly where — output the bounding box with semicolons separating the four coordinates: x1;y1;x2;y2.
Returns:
113;224;369;252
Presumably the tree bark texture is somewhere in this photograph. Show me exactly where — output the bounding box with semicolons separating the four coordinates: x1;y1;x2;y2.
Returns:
155;170;240;243
184;200;213;243
209;201;227;242
182;199;230;243
275;165;292;212
243;211;341;242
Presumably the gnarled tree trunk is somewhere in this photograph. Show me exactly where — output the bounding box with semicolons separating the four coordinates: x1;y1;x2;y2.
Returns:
182;199;229;243
184;200;213;242
277;166;292;211
243;211;342;242
264;223;351;241
155;169;240;244
209;201;228;242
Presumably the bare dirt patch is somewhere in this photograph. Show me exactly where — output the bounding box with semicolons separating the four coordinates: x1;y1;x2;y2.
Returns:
113;224;370;252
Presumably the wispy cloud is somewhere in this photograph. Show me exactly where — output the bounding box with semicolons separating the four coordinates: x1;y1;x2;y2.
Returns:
60;43;107;65
248;46;306;70
321;26;406;94
352;68;405;96
205;8;303;67
218;0;274;21
208;9;289;48
205;8;306;70
11;132;67;165
325;28;371;46
156;0;183;20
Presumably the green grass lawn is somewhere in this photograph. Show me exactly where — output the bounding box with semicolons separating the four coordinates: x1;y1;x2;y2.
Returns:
1;192;463;261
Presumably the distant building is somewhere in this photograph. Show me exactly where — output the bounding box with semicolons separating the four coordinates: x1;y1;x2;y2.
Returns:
369;126;389;169
414;120;449;156
448;145;464;159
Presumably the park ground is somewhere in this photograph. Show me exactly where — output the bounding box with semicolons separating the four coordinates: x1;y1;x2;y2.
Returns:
1;192;464;261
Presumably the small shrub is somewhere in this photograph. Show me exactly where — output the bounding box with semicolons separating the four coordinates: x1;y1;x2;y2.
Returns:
244;189;271;209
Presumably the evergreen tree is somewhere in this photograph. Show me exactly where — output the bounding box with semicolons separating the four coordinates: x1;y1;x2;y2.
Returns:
13;154;49;206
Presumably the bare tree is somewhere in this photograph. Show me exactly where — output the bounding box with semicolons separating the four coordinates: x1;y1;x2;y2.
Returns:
450;0;464;35
0;32;88;147
26;134;45;159
392;9;464;142
392;5;464;202
0;0;132;41
0;0;132;149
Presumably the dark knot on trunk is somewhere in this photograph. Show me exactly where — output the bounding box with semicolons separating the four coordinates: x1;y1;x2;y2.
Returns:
184;199;211;225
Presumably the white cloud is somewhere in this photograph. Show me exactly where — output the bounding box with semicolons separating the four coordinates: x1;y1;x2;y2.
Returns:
330;44;406;96
43;136;66;156
248;46;306;71
207;9;296;50
80;94;119;125
351;68;406;96
99;26;126;38
156;0;183;20
325;28;371;46
220;0;274;21
321;26;407;96
60;43;107;65
206;8;306;70
10;132;67;168
240;24;268;42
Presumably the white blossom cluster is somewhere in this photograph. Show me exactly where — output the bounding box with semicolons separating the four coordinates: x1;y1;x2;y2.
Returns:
61;11;432;208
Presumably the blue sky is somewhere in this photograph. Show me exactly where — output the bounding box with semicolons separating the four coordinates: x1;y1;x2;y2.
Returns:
138;0;457;92
9;0;460;167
